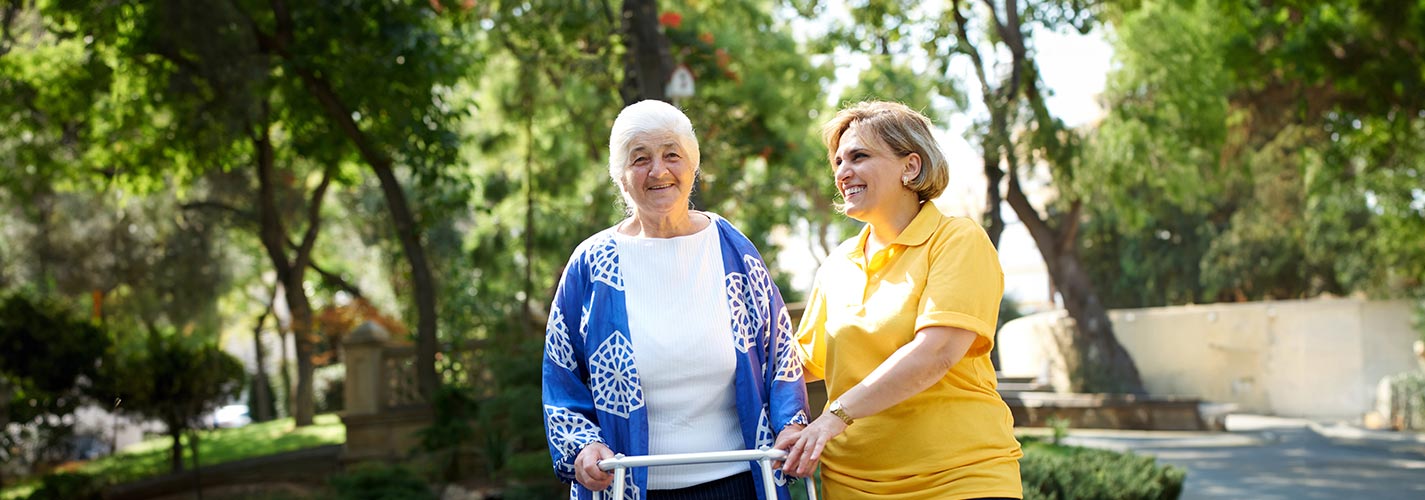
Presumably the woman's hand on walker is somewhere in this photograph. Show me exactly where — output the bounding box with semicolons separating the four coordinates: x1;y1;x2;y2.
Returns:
782;413;848;477
574;442;616;491
771;423;806;472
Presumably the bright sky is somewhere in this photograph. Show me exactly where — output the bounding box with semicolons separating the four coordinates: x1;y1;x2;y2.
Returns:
779;14;1115;312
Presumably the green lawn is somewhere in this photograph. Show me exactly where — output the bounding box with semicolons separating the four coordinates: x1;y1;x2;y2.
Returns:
1;414;344;500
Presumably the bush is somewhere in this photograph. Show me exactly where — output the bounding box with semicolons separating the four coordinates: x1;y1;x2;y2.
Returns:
1021;437;1185;500
329;463;435;500
314;364;345;414
24;472;102;500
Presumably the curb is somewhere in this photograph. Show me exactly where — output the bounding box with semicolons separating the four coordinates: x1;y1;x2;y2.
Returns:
1307;421;1425;451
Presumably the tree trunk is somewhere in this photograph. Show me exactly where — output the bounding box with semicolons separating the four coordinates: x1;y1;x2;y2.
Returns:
251;305;273;422
169;430;184;473
282;279;316;425
619;0;674;105
279;327;292;418
1004;171;1145;394
189;430;203;500
1048;248;1145;393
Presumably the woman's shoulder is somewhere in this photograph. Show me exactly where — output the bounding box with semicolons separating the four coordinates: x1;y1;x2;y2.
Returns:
566;224;622;263
704;211;748;241
923;205;991;242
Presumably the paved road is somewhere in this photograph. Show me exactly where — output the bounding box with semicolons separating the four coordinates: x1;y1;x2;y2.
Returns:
1054;416;1425;499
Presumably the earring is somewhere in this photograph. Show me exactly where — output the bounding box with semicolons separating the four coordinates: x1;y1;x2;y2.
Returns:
902;178;911;187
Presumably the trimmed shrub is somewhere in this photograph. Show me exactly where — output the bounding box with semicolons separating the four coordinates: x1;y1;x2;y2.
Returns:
24;472;102;500
1021;437;1185;500
329;463;435;500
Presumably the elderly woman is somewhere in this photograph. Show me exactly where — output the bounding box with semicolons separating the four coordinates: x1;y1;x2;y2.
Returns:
782;101;1023;499
542;100;810;500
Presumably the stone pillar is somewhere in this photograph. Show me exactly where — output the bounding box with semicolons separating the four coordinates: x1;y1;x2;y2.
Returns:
342;321;390;417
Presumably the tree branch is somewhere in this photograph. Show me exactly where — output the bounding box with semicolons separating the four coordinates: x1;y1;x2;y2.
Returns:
307;260;364;299
980;0;1028;99
291;167;332;274
1;0;20;57
1004;160;1057;253
180;200;256;223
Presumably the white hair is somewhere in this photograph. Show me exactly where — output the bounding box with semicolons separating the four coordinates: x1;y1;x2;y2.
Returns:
607;100;701;189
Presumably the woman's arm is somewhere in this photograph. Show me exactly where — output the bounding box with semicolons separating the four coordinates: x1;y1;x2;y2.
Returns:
781;325;977;476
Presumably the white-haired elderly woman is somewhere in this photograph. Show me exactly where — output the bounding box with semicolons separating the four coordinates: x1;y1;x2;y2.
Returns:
542;100;810;500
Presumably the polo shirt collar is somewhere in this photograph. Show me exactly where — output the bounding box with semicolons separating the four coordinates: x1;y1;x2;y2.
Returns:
846;203;940;263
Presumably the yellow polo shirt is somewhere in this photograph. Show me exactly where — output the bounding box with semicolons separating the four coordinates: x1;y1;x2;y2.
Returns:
797;203;1022;499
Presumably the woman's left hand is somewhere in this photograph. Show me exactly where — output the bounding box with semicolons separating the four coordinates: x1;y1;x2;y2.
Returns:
781;413;847;477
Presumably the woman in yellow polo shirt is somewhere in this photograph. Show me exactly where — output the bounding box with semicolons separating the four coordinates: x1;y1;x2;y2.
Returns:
780;101;1022;499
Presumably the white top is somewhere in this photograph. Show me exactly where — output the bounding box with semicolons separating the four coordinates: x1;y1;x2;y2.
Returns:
615;218;746;489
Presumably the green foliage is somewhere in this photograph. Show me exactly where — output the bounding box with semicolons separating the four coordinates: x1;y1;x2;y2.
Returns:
0;292;109;473
1087;0;1425;307
1383;371;1425;430
414;384;480;482
21;472;101;500
1020;437;1186;500
94;329;245;471
313;364;345;414
329;463;435;500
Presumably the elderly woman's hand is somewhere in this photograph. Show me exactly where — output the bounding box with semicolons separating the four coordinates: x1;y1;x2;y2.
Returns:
771;423;806;474
574;442;616;491
781;413;848;477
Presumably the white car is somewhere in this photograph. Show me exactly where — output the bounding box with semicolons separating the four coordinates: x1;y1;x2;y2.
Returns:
209;404;252;428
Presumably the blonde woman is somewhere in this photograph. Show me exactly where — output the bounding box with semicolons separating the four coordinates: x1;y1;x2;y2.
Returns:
783;101;1022;499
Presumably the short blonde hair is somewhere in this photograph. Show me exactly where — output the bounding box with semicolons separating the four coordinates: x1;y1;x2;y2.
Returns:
821;101;948;202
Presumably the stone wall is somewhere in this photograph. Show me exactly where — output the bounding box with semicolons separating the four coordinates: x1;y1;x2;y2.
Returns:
997;297;1420;420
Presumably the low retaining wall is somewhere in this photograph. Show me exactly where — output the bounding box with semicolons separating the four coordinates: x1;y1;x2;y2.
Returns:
103;445;341;500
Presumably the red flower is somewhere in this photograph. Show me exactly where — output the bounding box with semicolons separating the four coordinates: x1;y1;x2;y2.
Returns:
659;12;683;28
699;32;715;44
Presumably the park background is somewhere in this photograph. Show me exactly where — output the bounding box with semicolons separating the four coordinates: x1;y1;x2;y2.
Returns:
1;0;1423;498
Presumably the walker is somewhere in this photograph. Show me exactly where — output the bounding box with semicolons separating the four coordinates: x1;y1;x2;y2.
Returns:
597;447;819;499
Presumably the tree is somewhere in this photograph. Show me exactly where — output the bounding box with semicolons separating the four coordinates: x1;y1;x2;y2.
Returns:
1086;0;1424;306
0;292;110;487
809;0;1147;392
99;329;245;473
235;0;483;403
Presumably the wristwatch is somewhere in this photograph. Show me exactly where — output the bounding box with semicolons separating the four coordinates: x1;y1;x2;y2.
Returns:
828;399;855;425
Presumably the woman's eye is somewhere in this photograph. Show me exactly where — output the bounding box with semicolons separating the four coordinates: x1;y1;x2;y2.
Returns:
665;152;680;160
632;156;649;165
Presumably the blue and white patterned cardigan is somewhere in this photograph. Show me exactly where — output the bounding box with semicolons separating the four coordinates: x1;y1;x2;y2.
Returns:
542;214;810;500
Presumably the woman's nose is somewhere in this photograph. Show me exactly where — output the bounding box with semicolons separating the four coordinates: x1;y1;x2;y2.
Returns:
834;162;851;183
651;157;671;177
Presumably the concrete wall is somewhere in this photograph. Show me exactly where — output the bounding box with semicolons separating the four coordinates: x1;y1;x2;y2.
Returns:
997;297;1421;420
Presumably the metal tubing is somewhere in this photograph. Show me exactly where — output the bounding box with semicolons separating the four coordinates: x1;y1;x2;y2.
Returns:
757;454;778;499
596;448;818;499
598;448;788;470
611;453;627;500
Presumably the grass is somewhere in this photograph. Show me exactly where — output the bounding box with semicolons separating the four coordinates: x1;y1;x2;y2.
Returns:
0;414;344;500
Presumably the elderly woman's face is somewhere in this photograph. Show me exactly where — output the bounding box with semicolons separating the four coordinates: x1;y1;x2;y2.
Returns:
619;131;696;216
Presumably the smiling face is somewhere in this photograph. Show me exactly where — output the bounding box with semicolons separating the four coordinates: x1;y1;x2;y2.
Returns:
618;131;697;218
832;124;918;225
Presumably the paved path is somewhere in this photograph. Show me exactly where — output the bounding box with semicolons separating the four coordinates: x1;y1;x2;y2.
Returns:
1049;416;1425;499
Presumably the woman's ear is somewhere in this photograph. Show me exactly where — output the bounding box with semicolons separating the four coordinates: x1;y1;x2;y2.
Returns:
903;153;923;184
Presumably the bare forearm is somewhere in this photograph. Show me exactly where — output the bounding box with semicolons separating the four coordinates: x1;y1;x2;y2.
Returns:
834;326;975;419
